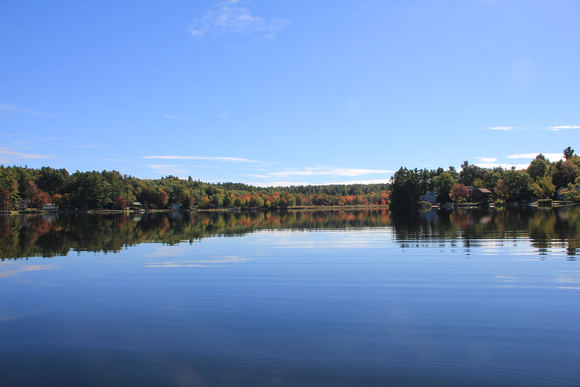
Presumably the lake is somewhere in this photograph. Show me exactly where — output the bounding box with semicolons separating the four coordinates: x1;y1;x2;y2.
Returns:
0;208;579;386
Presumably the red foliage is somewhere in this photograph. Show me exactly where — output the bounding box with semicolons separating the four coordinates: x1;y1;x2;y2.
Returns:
113;196;127;210
450;184;470;202
32;190;51;208
0;190;10;210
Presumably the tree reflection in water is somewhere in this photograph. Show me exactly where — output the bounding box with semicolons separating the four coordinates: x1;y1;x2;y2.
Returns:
1;207;578;260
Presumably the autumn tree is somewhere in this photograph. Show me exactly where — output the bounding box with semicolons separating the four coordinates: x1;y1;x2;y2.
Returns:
449;183;470;203
157;189;169;208
113;196;127;210
0;190;10;211
32;190;51;208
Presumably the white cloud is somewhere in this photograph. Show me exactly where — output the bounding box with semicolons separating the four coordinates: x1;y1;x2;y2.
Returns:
247;179;390;188
190;1;290;40
0;146;51;160
478;157;497;163
144;155;264;163
323;179;390;185
548;125;580;131
487;126;515;131
507;153;563;161
487;124;580;132
246;167;394;187
266;167;394;179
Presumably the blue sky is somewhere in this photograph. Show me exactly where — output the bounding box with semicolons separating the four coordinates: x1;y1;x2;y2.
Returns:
1;0;578;186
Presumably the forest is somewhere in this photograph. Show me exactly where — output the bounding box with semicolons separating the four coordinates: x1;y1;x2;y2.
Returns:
0;147;578;211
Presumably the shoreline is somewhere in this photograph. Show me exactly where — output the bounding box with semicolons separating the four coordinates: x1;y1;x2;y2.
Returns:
1;201;577;216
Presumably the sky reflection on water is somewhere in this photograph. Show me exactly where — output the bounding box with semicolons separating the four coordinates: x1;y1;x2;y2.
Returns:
0;209;579;386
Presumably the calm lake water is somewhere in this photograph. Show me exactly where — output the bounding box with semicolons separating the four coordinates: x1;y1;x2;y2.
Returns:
1;208;579;386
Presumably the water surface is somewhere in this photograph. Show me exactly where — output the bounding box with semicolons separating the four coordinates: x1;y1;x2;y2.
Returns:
0;208;579;386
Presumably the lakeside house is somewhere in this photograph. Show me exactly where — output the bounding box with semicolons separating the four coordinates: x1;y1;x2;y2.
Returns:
557;187;568;201
419;191;438;203
470;187;492;202
42;203;58;212
18;199;27;211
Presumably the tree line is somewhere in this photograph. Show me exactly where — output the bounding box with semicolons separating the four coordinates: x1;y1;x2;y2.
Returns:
389;147;580;207
0;166;389;211
0;147;578;211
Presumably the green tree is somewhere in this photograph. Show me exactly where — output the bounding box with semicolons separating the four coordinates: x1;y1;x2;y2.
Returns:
211;193;223;208
389;167;423;208
0;166;19;209
565;177;580;202
527;154;549;180
495;169;533;202
36;167;69;195
482;169;502;190
459;161;486;186
433;172;456;203
222;193;232;208
532;176;555;199
551;159;580;189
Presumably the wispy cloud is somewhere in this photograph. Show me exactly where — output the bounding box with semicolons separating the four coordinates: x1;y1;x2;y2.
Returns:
0;264;52;279
487;125;580;132
144;155;264;163
249;178;395;187
478;157;497;163
146;164;190;176
474;153;563;169
263;167;394;179
0;146;51;160
0;103;53;117
163;114;178;119
68;145;101;149
548;125;580;131
508;153;563;161
247;167;394;187
190;0;290;40
487;126;516;131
